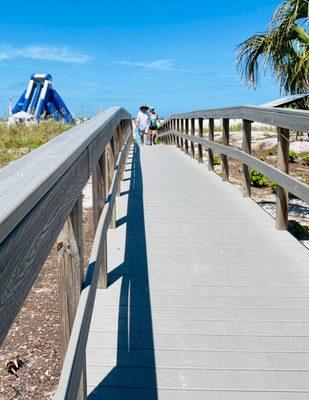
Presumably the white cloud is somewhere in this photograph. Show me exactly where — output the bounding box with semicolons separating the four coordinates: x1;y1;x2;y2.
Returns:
116;59;231;76
0;44;91;63
117;59;174;71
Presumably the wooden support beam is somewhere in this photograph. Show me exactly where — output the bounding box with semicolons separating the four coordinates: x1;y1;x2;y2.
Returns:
242;120;252;197
276;127;290;230
197;118;203;163
57;196;86;399
208;118;215;171
184;119;189;155
221;118;229;181
190;118;195;158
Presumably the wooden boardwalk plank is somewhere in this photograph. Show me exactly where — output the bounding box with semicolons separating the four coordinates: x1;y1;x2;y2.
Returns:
86;144;309;399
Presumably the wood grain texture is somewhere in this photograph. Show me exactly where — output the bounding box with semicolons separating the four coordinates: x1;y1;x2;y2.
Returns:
0;107;131;345
57;197;86;399
221;118;229;182
0;107;131;244
180;119;184;150
276;127;290;230
92;151;107;230
176;119;180;148
184;119;189;154
0;149;89;344
242;120;252;197
190;118;195;157
197;118;203;163
208;118;215;171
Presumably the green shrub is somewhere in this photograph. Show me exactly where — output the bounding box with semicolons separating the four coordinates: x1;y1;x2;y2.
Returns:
301;154;309;165
250;169;267;188
289;150;298;163
269;181;278;193
259;154;265;161
288;220;309;240
267;147;275;155
213;157;220;165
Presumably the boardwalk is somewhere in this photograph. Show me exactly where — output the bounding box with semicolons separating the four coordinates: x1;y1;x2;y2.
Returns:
86;143;309;399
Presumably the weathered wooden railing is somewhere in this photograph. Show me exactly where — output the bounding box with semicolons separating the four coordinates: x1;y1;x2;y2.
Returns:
0;106;132;399
159;106;309;230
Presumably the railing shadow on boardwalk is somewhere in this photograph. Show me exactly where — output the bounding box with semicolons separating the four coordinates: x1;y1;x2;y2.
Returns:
88;144;158;399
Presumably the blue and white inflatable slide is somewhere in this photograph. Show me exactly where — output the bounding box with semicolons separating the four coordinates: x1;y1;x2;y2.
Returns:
12;74;75;124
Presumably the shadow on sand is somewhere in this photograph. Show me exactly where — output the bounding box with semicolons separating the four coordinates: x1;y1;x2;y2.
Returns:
88;144;158;399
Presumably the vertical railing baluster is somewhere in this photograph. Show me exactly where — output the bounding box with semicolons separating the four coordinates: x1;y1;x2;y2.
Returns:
276;127;290;230
190;118;195;158
180;119;184;151
108;137;116;229
185;119;189;155
242;120;252;197
176;119;180;148
208;118;215;171
198;118;203;163
221;118;229;181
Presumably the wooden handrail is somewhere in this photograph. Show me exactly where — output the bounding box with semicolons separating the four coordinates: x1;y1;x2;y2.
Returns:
160;130;309;204
0;107;130;243
159;110;308;232
164;106;309;132
54;133;132;400
0;106;131;345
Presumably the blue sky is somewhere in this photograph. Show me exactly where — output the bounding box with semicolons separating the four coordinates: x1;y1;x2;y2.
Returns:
0;0;282;117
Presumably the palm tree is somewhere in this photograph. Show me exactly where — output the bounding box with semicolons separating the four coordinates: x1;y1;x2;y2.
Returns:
237;0;309;98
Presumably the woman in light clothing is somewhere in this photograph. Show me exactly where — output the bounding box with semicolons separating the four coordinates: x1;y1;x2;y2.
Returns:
135;104;151;144
148;107;162;145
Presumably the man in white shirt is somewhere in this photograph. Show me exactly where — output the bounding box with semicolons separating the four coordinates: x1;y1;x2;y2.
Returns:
135;104;151;144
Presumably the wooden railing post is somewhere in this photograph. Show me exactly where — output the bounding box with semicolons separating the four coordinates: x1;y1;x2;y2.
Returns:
221;118;229;181
92;149;108;289
197;118;203;163
184;119;189;155
117;129;130;196
242;120;252;197
176;119;180;148
92;150;107;228
174;119;177;145
107;139;116;229
276;127;290;230
57;195;86;399
208;118;215;171
190;118;195;158
180;119;184;150
166;122;170;145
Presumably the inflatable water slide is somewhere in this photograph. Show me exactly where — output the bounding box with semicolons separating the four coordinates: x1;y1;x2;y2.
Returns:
11;74;75;124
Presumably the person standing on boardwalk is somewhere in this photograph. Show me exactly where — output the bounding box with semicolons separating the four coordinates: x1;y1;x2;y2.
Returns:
135;105;151;144
148;107;162;145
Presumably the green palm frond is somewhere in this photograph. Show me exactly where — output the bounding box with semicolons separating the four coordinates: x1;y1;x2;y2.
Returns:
236;0;309;97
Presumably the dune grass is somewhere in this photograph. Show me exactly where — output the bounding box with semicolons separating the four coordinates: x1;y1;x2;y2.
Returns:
0;120;72;167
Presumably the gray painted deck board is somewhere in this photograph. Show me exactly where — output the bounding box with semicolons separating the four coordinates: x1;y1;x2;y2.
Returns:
87;144;309;399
